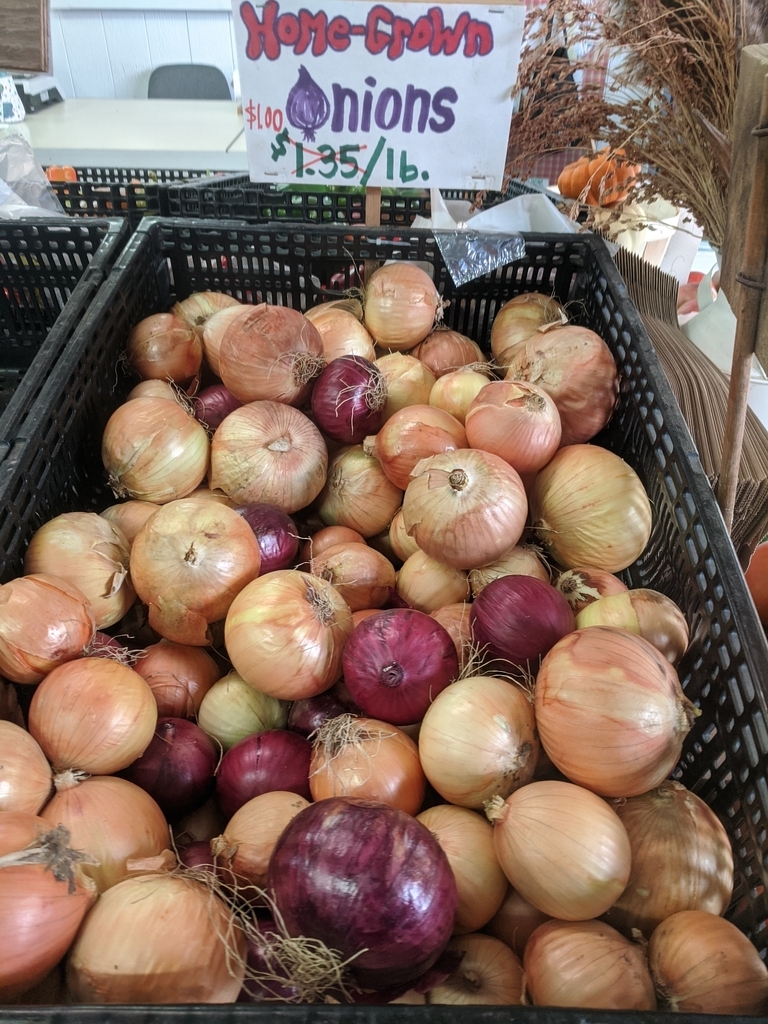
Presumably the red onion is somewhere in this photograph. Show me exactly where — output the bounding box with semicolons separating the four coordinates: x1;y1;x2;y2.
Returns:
342;609;458;725
192;384;242;431
287;689;358;737
87;631;129;660
310;355;387;444
238;917;301;1003
267;796;457;989
216;730;312;820
118;717;218;818
470;575;576;674
177;840;243;898
234;503;300;574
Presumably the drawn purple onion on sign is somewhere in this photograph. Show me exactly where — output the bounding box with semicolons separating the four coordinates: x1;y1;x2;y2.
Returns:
285;65;330;142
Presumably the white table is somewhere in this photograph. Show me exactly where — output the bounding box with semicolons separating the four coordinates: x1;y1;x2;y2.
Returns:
22;98;249;172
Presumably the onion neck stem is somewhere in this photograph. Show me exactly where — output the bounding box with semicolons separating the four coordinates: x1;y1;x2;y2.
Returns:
449;469;468;492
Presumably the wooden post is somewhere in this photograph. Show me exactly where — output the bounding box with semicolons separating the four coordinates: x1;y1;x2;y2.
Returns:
364;185;382;283
716;74;768;532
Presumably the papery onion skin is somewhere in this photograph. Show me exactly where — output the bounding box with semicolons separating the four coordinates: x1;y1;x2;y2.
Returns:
485;885;552;960
300;525;366;563
418;675;539;809
130;498;262;646
66;871;246;1004
100;500;160;547
317;444;404;539
287;687;358;737
197;671;288;751
310;542;396;612
524;918;657;1009
40;773;170;893
133;639;221;718
465;380;562;475
0;573;96;684
411;329;486;378
363;263;440;351
125;312;202;383
192;384;242;431
342;608;458;725
173;291;241;330
403;449;528;571
267;796;458;988
0;721;53;814
430;603;473;671
648;910;768;1015
311;355;387;444
396;550;470;614
376;352;436;419
24;513;135;631
224;571;353;701
576;588;689;664
469;544;550;597
604;780;734;938
429;368;489;424
235;503;299;575
534;626;697;798
554;566;628;613
216;729;312;819
210;400;328;515
471;575;575;675
28;657;158;774
490;292;567;365
218;303;324;406
101;396;210;505
416;804;508;934
530;445;652;573
364;404;467;491
305;304;376;363
489;780;632;920
426;933;524;1006
202;304;251;377
0;827;98;1002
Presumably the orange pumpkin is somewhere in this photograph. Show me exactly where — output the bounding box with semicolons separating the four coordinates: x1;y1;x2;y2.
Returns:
45;165;78;183
557;150;640;206
745;540;768;627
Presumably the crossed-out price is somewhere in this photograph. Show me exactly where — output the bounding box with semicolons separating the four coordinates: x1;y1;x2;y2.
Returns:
271;129;430;185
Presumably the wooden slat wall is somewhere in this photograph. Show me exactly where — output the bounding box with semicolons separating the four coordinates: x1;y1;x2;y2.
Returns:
0;0;50;72
50;7;237;98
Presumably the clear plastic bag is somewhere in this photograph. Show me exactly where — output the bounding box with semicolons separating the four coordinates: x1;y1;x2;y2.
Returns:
0;131;67;219
433;229;526;288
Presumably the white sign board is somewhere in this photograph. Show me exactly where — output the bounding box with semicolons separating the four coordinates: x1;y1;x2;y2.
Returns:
232;0;525;190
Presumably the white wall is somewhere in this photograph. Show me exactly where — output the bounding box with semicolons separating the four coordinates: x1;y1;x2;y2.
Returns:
50;0;238;99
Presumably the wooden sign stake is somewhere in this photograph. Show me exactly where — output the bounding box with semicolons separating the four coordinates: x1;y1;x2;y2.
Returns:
364;185;382;283
717;74;768;533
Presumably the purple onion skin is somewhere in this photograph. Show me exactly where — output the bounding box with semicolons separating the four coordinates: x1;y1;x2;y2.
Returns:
216;729;312;820
342;609;459;726
234;503;300;574
89;631;128;659
178;841;244;901
192;384;242;430
119;717;217;817
310;355;386;444
470;575;575;673
268;796;457;989
287;689;357;737
238;917;301;1003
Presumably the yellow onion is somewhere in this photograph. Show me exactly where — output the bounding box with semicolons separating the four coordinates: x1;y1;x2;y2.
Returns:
0;824;98;1002
430;603;473;671
396;550;470;613
427;934;524;1006
101;396;210;504
28;657;157;774
304;304;376;362
40;772;169;892
24;512;135;630
648;910;768;1015
524;919;657;1009
464;380;562;475
490;292;567;367
310;542;396;612
553;565;628;613
419;675;539;808
604;781;734;938
487;780;631;920
416;805;508;934
364;404;467;491
132;639;221;718
402;449;528;570
529;445;652;572
376;352;436;419
172;290;242;330
126;379;179;402
225;570;353;700
210;400;327;514
125;312;202;383
300;525;366;564
576;588;689;664
317;444;403;539
485;885;552;959
173;797;227;847
66;869;246;1004
218;303;324;406
429;368;489;424
388;506;420;561
411;329;487;378
197;670;288;750
468;544;550;597
100;500;160;546
534;627;698;797
130;498;262;646
0;573;96;683
212;790;310;890
363;263;440;350
202;303;251;376
0;721;53;814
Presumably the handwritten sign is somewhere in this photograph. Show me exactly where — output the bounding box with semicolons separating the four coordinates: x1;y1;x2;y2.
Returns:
232;0;525;189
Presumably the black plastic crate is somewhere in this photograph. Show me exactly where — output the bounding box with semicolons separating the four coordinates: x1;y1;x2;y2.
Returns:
48;168;231;229
1;219;767;1023
0;217;128;445
163;177;545;225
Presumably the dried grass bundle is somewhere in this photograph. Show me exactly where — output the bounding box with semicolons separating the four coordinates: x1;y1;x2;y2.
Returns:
507;0;768;248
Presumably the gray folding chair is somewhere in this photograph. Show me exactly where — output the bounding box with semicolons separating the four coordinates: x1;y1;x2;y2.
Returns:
148;64;231;100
